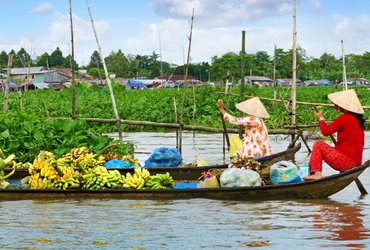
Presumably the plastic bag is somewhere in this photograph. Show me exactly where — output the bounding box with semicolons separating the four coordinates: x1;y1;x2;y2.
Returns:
270;161;302;184
144;147;182;168
104;159;134;169
219;168;262;187
200;171;220;188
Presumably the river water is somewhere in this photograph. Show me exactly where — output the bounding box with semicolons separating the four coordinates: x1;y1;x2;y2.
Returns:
0;132;369;249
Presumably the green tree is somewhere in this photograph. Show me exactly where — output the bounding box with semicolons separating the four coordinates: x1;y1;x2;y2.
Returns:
36;52;50;67
49;47;64;67
87;50;102;70
105;49;129;77
13;48;31;67
210;52;240;82
0;51;8;68
62;54;79;69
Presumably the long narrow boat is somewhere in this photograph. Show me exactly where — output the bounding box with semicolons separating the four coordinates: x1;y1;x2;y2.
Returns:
1;160;368;201
6;143;301;181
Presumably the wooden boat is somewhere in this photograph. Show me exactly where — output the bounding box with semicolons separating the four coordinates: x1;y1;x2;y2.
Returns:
6;143;301;181
1;160;368;201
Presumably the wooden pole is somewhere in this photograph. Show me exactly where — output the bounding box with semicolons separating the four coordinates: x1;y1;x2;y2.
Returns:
69;0;76;119
291;0;297;128
239;30;246;139
179;8;194;155
52;117;296;135
173;97;179;149
341;40;348;90
86;0;123;142
4;53;13;113
19;90;22;112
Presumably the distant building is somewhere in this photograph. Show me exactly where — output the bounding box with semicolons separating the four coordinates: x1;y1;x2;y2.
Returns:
8;67;72;90
156;75;202;87
304;79;330;86
238;76;273;87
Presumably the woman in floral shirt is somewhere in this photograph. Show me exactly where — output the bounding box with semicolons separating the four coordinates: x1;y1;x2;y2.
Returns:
217;97;272;159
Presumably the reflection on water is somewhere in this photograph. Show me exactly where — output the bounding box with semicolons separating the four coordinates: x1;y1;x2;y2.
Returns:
0;132;369;249
311;202;370;249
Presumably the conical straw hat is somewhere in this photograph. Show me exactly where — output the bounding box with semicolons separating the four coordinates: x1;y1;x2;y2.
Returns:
328;89;364;114
235;97;270;118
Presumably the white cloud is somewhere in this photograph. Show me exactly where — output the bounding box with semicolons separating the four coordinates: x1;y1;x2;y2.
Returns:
149;0;292;27
45;12;112;64
29;2;53;15
309;0;322;10
333;14;370;54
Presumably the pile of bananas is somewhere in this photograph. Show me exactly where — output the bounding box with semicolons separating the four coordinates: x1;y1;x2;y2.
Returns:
144;173;175;189
81;166;124;190
29;151;81;189
229;153;262;173
121;167;151;189
61;146;105;171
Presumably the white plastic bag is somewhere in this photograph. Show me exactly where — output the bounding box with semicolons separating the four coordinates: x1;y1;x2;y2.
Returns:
220;167;262;187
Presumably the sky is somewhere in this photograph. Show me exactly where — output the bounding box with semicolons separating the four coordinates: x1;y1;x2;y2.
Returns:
1;0;370;67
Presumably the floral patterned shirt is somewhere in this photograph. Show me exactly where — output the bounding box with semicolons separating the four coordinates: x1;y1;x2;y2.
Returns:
224;112;272;158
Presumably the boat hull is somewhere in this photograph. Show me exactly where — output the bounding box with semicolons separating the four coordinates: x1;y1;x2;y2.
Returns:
1;160;368;201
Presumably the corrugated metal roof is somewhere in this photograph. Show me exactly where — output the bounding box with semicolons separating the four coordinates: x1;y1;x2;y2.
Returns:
11;67;45;75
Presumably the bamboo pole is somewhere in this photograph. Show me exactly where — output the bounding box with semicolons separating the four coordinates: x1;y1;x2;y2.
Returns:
239;30;246;139
173;97;179;149
52;117;297;135
291;0;297;128
4;53;13;112
69;0;76;119
341;40;348;90
86;0;123;142
179;8;194;155
19;91;22;112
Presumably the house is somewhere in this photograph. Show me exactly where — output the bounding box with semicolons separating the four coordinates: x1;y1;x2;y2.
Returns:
276;78;304;86
304;79;330;86
238;76;273;87
9;67;72;90
156;75;202;87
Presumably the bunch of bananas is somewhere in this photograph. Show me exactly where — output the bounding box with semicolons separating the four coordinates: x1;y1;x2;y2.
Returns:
121;167;150;189
53;158;82;189
61;147;105;169
29;151;81;189
29;151;57;189
81;166;124;190
229;153;262;173
15;162;33;169
144;173;175;189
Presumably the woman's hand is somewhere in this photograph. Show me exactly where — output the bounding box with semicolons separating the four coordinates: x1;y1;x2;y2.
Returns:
217;99;226;114
314;110;324;121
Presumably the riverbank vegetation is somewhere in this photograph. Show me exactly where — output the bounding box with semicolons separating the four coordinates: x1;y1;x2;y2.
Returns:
3;83;369;132
2;46;370;83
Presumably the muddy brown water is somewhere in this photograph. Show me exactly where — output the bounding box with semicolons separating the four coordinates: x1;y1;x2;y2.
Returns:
0;132;369;249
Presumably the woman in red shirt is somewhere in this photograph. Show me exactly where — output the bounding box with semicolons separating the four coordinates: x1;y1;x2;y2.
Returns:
304;89;365;180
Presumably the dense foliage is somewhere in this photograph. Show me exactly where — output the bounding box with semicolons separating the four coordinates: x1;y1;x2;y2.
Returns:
0;111;134;162
1;46;369;83
1;83;368;134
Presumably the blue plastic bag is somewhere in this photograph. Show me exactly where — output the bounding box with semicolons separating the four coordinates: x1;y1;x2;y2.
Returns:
144;147;182;168
270;161;302;184
104;159;134;169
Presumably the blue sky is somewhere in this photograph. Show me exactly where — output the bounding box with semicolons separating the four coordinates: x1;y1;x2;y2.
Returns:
1;0;369;66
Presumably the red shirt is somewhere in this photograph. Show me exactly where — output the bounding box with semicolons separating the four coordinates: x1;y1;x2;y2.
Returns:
319;112;364;165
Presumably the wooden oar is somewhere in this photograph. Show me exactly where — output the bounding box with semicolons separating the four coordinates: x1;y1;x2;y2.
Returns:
314;106;367;195
220;112;230;150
